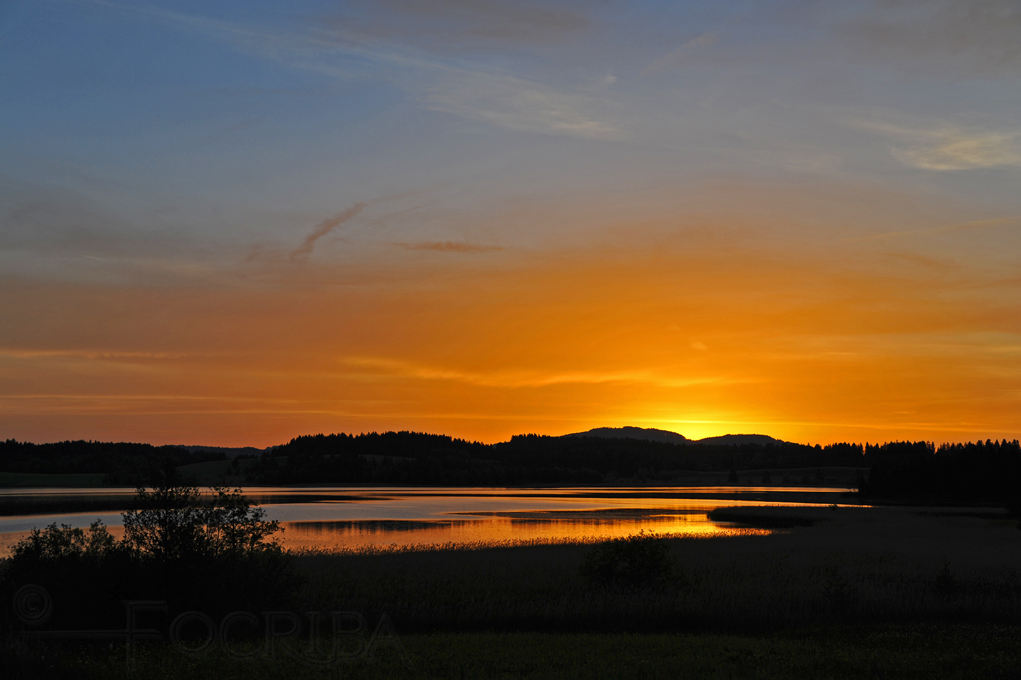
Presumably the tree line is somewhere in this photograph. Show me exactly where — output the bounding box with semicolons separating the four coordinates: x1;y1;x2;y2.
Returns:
0;439;225;484
859;439;1021;505
5;433;1021;505
243;432;866;485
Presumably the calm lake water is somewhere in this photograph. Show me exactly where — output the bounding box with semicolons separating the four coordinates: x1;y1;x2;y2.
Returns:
0;486;856;554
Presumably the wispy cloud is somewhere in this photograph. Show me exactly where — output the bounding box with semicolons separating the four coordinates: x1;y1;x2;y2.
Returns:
425;73;621;139
72;0;618;140
291;203;366;259
392;241;503;253
342;356;739;389
853;119;1021;170
644;32;718;73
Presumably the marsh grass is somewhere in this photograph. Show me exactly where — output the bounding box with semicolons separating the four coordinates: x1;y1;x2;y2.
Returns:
579;531;677;591
293;505;1021;632
291;535;617;557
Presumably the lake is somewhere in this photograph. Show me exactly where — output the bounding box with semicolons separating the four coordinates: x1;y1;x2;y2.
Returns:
0;486;858;554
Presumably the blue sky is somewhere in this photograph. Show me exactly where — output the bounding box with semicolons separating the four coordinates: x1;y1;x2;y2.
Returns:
4;1;1020;258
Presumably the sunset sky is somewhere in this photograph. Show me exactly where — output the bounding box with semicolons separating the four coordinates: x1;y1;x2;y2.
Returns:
2;0;1020;447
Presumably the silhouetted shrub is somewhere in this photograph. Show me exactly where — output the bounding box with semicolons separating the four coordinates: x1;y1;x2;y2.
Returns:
122;484;296;616
0;484;297;630
580;532;677;590
1;521;135;628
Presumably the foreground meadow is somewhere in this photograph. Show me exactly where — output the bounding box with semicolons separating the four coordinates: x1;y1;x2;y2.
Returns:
6;625;1021;679
293;505;1021;632
4;503;1021;678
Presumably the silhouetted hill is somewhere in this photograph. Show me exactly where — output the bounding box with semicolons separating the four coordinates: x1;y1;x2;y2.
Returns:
566;427;691;444
564;427;784;446
696;434;783;446
181;445;272;459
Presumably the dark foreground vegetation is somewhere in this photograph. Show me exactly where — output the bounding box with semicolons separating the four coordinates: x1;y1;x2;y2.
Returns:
292;506;1021;633
4;625;1021;679
0;475;296;631
5;488;1021;678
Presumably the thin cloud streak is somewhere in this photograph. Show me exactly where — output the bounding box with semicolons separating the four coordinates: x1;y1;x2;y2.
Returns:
644;31;718;73
341;356;743;390
0;348;187;361
392;241;503;253
425;73;621;139
291;203;366;258
853;119;1021;170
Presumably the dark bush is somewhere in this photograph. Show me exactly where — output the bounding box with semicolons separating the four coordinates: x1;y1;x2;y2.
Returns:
1;521;135;628
0;483;298;630
580;532;678;590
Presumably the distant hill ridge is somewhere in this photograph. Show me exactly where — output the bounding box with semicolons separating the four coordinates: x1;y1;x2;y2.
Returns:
181;445;274;459
566;427;783;446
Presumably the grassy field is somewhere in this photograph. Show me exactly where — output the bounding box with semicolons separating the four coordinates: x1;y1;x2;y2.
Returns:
176;457;268;486
0;471;107;488
4;625;1021;679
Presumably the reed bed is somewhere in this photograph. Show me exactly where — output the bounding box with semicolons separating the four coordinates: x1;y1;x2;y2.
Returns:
288;529;769;557
292;505;1021;633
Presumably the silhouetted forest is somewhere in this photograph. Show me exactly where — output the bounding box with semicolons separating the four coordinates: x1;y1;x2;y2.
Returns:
0;439;225;484
243;433;1021;506
860;439;1021;506
243;432;865;485
4;434;1021;506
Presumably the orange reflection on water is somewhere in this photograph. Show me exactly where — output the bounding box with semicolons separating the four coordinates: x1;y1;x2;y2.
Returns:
278;507;769;551
1;486;851;554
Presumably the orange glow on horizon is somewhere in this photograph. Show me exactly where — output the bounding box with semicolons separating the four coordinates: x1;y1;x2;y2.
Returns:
2;227;1018;448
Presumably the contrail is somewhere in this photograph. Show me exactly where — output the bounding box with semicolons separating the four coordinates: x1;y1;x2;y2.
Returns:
291;202;367;258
